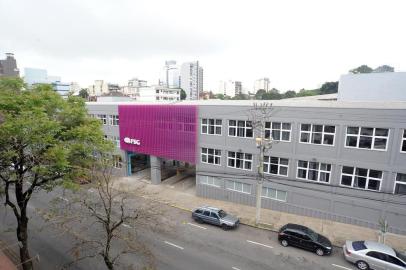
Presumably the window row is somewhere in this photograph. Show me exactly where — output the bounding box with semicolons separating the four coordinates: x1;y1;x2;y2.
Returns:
104;135;120;147
92;114;119;126
201;119;405;153
199;178;288;202
200;148;406;194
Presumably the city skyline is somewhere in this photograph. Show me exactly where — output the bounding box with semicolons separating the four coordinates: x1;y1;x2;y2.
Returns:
1;0;406;92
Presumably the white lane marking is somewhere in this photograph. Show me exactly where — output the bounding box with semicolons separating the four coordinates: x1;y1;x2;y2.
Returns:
88;189;94;193
58;196;69;202
246;240;273;249
332;264;353;270
187;222;206;230
164;241;184;250
232;267;241;270
122;223;131;228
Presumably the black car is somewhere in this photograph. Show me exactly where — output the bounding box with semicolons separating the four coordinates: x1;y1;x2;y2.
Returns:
278;223;333;256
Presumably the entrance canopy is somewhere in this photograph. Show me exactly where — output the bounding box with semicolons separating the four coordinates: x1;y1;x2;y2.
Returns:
119;105;197;164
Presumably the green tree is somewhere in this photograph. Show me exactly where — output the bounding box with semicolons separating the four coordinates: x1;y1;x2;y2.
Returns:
262;88;282;100
255;89;266;100
349;65;373;74
0;78;110;270
373;65;394;73
214;93;225;100
232;93;249;100
79;88;89;100
283;90;296;99
296;88;318;97
180;89;187;100
319;81;338;94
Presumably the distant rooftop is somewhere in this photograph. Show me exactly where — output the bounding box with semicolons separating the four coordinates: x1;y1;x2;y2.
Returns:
86;95;406;110
338;72;406;101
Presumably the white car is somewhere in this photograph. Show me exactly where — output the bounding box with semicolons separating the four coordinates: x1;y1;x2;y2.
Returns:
343;240;406;270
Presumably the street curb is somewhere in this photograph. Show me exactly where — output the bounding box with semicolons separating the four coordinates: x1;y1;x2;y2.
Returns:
167;202;279;232
114;186;345;248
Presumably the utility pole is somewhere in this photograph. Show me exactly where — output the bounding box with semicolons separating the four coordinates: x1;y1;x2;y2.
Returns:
250;103;274;225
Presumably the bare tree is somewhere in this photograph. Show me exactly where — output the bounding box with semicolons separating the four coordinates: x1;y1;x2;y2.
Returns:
49;160;158;270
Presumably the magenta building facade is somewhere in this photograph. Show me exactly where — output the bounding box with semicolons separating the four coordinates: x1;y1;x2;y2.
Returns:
118;105;198;164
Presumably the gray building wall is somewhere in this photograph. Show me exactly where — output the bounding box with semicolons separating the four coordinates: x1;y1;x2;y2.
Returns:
338;72;406;101
86;102;406;234
87;103;127;176
196;104;406;234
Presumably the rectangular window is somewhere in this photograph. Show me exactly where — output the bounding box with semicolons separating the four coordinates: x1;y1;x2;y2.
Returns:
345;126;389;151
300;124;335;145
201;118;222;135
264;156;289;176
265;122;291;141
394;173;406;195
228;120;253;138
97;114;107;125
200;176;221;187
226;180;252;194
113;136;120;147
297;160;331;183
108;115;119;126
227;151;253;171
112;155;122;168
201;148;221;165
261;187;287;202
340;166;382;191
401;130;406;153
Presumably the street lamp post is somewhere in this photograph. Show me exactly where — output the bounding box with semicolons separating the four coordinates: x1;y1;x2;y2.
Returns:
255;135;273;224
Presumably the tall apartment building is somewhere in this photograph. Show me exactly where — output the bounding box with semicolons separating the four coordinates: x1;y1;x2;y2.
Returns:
254;77;270;92
219;80;243;97
161;60;180;88
180;61;203;100
0;53;19;77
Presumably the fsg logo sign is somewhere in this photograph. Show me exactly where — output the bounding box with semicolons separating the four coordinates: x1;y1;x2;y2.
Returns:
123;137;140;145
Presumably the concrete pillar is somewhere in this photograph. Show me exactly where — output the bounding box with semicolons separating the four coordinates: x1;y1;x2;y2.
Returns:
150;155;162;185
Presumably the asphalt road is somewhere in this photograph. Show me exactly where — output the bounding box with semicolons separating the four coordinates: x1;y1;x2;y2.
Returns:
0;185;358;270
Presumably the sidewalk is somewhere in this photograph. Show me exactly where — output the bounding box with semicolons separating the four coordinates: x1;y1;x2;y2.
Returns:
0;242;17;270
113;175;406;251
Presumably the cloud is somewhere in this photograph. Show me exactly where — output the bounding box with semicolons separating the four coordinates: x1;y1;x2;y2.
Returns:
0;0;228;61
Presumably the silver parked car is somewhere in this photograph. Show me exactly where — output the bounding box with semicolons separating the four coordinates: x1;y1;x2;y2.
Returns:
343;240;406;270
192;206;240;230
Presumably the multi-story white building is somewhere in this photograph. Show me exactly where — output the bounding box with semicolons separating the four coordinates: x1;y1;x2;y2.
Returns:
180;61;203;100
138;85;180;102
70;82;81;94
120;78;148;99
254;77;270;92
219;80;243;97
88;80;119;96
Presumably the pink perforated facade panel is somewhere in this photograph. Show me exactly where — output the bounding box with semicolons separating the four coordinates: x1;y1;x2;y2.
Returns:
118;105;197;164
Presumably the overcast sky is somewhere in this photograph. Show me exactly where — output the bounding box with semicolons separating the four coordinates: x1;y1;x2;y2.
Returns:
1;0;405;92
